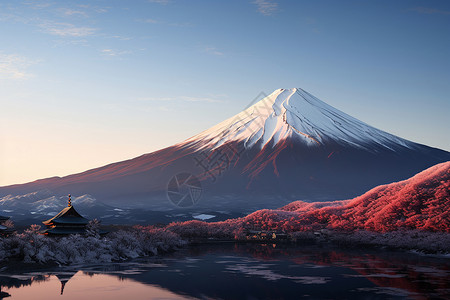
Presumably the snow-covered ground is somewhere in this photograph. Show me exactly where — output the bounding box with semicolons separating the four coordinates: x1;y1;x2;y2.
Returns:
0;224;185;265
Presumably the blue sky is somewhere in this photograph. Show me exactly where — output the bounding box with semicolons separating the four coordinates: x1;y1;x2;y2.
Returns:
1;0;449;186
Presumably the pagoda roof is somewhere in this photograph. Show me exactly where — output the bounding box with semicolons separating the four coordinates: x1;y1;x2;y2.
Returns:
42;205;89;226
0;225;7;231
0;215;9;222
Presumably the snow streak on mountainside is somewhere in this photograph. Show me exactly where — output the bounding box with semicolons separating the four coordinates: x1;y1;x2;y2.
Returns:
0;191;107;212
184;88;413;152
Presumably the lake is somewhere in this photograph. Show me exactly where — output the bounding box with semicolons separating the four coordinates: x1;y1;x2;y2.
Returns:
1;243;449;299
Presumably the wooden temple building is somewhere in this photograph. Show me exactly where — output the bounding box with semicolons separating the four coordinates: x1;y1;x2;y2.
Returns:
42;194;90;236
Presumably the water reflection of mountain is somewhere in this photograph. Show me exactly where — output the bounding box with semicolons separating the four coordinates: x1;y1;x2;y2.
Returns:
0;274;48;299
0;274;47;290
236;243;450;298
1;244;449;299
81;243;450;299
0;270;77;297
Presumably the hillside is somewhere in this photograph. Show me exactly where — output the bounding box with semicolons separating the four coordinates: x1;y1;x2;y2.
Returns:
242;161;450;232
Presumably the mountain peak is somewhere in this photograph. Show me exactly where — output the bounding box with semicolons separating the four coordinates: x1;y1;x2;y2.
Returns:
185;88;413;152
2;87;449;212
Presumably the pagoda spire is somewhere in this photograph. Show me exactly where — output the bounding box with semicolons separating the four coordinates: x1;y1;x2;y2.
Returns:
68;194;72;207
60;281;66;295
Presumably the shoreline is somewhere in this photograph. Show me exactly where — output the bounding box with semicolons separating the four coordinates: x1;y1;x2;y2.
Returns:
2;228;448;271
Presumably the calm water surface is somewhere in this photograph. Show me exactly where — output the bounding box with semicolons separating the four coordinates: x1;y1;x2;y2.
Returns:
1;243;449;299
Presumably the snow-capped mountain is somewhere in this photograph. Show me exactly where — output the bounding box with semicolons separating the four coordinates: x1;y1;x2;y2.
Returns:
1;88;449;214
0;190;112;219
186;88;412;151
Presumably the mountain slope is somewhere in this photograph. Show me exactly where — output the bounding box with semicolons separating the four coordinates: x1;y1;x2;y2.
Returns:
185;88;413;151
244;161;450;232
1;88;449;212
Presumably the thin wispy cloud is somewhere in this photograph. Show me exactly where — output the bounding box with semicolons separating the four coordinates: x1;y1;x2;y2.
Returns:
138;96;223;103
109;35;133;41
148;0;170;4
1;2;106;40
23;1;52;10
410;7;450;15
58;8;88;17
100;49;132;57
143;18;159;24
0;53;35;80
52;38;89;47
204;46;224;56
139;18;192;27
39;21;97;37
74;4;109;14
0;12;29;24
253;0;278;16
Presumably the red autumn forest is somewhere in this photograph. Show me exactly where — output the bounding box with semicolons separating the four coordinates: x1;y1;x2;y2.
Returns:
169;161;450;237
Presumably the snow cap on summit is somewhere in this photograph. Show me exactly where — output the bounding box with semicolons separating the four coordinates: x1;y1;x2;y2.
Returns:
186;88;413;151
